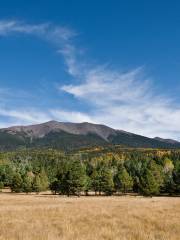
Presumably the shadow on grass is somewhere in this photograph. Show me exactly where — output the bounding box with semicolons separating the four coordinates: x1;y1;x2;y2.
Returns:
1;189;180;198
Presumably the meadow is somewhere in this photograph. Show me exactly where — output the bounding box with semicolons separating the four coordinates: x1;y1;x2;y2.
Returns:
0;193;179;240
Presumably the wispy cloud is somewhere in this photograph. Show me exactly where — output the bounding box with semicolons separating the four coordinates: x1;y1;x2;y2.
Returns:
50;109;94;123
0;108;51;124
0;20;180;140
0;20;76;127
0;20;48;35
59;48;180;140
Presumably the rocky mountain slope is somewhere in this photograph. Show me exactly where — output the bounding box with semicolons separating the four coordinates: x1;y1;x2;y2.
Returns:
0;121;180;150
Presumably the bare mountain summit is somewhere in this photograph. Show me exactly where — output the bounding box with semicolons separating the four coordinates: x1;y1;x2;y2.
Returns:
0;121;180;150
3;120;117;140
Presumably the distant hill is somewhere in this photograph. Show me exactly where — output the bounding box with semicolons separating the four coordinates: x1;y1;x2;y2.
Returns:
0;120;180;151
153;137;180;145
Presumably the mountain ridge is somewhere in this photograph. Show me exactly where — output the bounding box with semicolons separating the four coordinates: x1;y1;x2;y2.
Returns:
0;120;180;150
2;120;117;140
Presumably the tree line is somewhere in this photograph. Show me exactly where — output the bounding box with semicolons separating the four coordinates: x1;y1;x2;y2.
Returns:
0;149;179;196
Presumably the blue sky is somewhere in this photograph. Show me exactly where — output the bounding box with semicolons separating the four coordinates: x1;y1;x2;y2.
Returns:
0;0;180;139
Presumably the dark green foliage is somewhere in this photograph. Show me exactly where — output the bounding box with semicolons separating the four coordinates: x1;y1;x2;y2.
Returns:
108;132;179;149
139;161;164;196
32;132;107;151
0;164;14;186
91;165;114;195
50;178;59;194
33;175;42;193
0;131;29;151
99;167;114;195
22;174;33;193
10;173;23;193
62;160;87;196
84;175;92;196
0;181;4;192
91;169;100;195
114;167;133;193
173;162;180;193
51;160;87;196
39;169;49;191
0;131;107;151
0;148;180;196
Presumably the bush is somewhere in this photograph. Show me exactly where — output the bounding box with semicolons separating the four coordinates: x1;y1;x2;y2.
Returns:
0;181;4;192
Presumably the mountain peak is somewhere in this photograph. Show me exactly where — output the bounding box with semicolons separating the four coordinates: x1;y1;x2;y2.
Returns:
2;121;116;140
0;121;180;151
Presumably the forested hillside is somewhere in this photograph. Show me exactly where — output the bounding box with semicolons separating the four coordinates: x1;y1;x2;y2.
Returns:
0;147;179;196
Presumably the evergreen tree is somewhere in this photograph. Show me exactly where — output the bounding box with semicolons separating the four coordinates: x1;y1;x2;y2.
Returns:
60;160;86;196
50;178;59;194
140;161;164;196
0;164;14;187
0;181;4;192
33;174;42;193
91;169;100;195
22;174;33;193
114;168;133;193
84;175;91;196
91;165;114;195
39;168;49;191
173;162;180;193
99;167;114;195
10;172;23;193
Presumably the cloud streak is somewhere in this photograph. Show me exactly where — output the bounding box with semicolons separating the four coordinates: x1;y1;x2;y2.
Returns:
61;62;180;139
0;20;76;127
59;47;180;140
0;20;180;140
0;20;75;40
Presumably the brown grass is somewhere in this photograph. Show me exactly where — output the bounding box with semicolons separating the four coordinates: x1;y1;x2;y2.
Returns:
0;193;179;240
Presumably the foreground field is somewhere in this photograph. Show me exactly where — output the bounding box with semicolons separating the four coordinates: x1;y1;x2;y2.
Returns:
0;193;179;240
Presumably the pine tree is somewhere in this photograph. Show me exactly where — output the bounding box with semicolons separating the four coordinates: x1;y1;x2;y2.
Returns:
91;169;100;195
140;161;164;196
11;172;23;193
0;165;14;187
50;178;59;194
0;181;4;192
91;166;114;195
33;174;42;193
22;174;33;193
173;162;180;193
84;175;91;196
39;169;49;191
114;168;133;194
61;160;87;196
99;167;114;195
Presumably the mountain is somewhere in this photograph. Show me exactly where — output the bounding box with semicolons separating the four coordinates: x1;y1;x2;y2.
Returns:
153;137;180;145
0;120;180;151
4;121;116;140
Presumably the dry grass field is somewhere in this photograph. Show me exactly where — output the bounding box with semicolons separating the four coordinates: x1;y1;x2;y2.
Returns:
0;193;179;240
